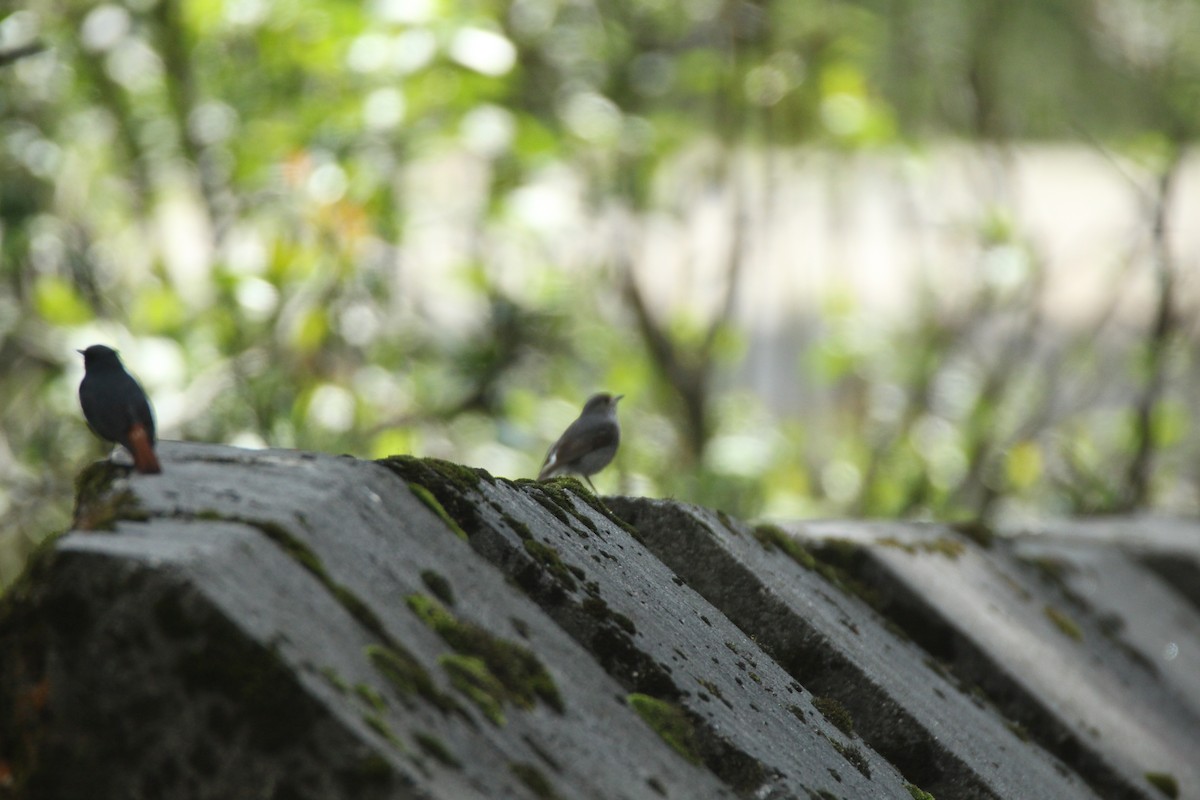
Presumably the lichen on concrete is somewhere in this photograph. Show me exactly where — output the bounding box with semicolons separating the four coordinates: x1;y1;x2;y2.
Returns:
362;712;404;750
812;695;855;737
320;667;350;695
72;461;146;531
877;536;966;559
406;593;563;714
383;455;490;493
905;783;937;800
354;683;387;712
530;479;601;535
752;522;880;603
509;761;563;800
420;570;455;607
234;518;393;644
523;538;582;592
518;478;645;542
413;731;461;769
364;643;462;716
1145;771;1179;798
1043;605;1084;642
581;596;636;636
439;653;508;725
406;483;470;541
379;456;491;539
804;538;886;608
499;512;534;541
752;524;818;570
831;739;870;778
627;693;703;765
949;520;995;549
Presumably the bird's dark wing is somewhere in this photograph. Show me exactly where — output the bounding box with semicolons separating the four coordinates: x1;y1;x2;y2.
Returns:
541;417;619;475
80;370;156;445
130;383;156;444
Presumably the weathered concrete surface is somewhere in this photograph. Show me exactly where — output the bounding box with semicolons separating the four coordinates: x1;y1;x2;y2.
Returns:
2;442;1199;800
1006;518;1200;731
788;519;1200;800
1005;515;1200;612
606;498;1102;800
2;443;732;800
385;458;918;800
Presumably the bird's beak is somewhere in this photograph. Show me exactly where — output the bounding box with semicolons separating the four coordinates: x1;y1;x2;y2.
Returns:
76;349;85;355
614;395;625;403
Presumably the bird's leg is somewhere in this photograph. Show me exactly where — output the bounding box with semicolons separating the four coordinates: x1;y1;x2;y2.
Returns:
584;475;598;493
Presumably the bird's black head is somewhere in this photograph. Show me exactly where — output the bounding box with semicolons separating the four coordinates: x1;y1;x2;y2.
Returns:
582;392;623;415
78;344;123;371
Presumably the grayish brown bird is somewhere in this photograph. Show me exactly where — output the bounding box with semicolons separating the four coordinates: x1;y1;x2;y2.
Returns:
537;393;623;491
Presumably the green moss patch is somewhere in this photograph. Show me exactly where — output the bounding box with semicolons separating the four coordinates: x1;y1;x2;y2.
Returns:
1030;557;1071;585
523;539;581;591
510;762;562;800
695;677;726;704
413;731;462;769
627;693;702;765
537;475;590;497
950;520;994;548
519;477;646;543
582;596;637;635
420;570;455;606
365;643;462;715
407;483;470;541
806;540;886;609
1044;605;1083;641
906;783;936;800
252;519;327;575
382;455;490;493
756;529;884;608
526;489;574;527
440;653;508;725
222;516;392;645
536;479;602;534
320;667;350;694
752;524;818;570
72;461;146;530
878;536;965;559
812;695;855;736
501;512;534;541
407;593;562;719
1146;772;1179;798
330;585;389;642
380;456;491;539
354;683;387;712
831;740;870;778
362;712;404;749
1005;719;1030;742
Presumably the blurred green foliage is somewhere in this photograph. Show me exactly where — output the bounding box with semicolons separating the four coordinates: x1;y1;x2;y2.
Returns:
3;0;1200;587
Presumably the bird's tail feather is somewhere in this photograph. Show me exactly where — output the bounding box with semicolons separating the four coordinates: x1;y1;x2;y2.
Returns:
127;422;161;474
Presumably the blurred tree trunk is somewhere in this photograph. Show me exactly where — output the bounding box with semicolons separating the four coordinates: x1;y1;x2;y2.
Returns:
1120;144;1183;510
619;155;750;465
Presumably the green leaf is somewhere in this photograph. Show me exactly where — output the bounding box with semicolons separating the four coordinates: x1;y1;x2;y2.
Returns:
1005;441;1043;491
130;284;187;334
33;276;92;325
291;307;328;352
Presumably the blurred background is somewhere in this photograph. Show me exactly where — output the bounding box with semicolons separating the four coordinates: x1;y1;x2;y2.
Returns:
2;0;1199;587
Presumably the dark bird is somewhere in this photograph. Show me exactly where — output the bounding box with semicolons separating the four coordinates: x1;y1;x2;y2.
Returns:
78;344;161;474
538;393;622;491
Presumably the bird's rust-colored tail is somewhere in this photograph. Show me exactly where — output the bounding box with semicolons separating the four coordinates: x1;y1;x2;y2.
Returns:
127;422;161;474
